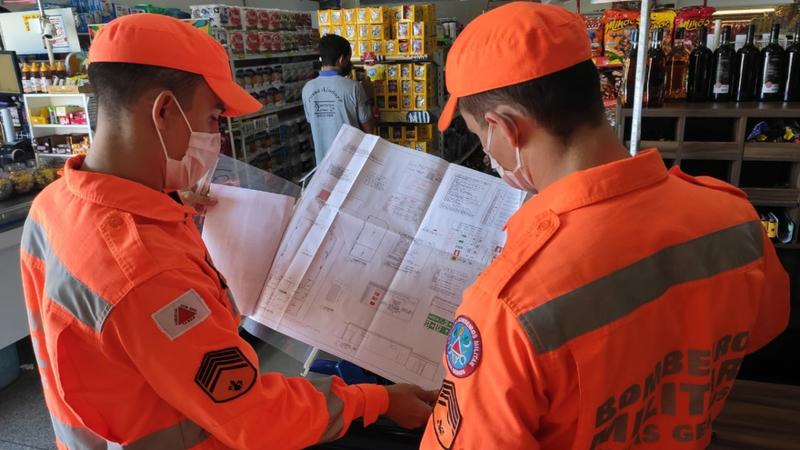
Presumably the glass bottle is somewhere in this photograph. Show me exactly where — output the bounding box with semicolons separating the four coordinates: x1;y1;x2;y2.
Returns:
665;28;690;101
758;24;786;102
621;29;639;108
711;26;735;101
734;24;759;102
783;21;800;101
645;28;666;107
687;26;713;102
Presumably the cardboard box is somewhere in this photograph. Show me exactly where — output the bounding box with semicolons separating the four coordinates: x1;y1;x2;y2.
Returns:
385;40;397;56
414;94;427;110
370;40;384;55
400;64;412;80
396;21;411;40
413;63;429;80
343;8;357;24
345;24;357;40
386;65;399;80
368;7;384;24
330;9;344;25
317;10;331;26
401;80;411;95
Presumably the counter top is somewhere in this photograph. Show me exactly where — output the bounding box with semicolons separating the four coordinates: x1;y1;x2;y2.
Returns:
0;193;36;232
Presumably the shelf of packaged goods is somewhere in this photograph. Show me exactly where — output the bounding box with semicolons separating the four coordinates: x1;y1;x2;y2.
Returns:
23;93;89;98
743;142;800;162
620;102;800;118
743;188;799;207
246;133;311;163
353;55;435;64
680;142;741;160
234;101;304;122
31;124;89;129
233;51;318;62
35;152;73;158
378;110;437;124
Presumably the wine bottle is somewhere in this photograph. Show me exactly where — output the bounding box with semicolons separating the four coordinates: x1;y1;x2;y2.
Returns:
734;24;759;102
784;21;800;101
711;26;735;101
621;29;639;108
758;24;786;102
665;28;690;101
645;28;666;107
687;26;713;102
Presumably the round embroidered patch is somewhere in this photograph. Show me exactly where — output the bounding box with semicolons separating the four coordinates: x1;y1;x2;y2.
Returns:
446;315;482;378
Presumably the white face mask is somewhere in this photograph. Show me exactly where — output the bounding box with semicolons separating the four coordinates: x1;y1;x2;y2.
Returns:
153;93;221;191
485;125;537;193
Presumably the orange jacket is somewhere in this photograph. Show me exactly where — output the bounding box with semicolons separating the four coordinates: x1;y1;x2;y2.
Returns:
421;150;789;450
20;156;388;450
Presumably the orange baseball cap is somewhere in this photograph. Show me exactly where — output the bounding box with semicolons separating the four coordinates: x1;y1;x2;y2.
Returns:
89;14;261;117
438;3;592;131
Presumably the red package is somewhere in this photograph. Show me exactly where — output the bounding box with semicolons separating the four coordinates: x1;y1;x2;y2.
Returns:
272;33;283;52
228;7;241;29
257;10;270;30
260;32;274;53
268;10;281;31
584;16;604;58
245;31;261;53
244;8;259;30
603;9;639;62
229;32;245;54
674;6;716;52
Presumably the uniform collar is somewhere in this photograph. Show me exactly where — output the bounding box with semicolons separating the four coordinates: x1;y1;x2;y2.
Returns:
507;149;668;232
319;70;340;77
63;155;196;222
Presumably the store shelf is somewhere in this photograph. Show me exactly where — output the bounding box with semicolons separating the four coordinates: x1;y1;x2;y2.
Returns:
775;242;800;249
743;143;800;162
627;141;678;158
35;152;73;158
743;188;800;207
353;55;435;64
379;110;436;123
31;124;90;129
233;51;318;62
23;93;90;98
620;102;800;118
680;142;740;160
235;101;304;121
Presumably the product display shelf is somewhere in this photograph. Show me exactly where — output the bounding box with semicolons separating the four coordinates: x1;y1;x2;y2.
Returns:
23;93;94;162
617;101;800;248
233;50;318;61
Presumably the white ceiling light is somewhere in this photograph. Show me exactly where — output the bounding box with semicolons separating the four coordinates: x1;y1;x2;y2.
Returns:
713;8;776;16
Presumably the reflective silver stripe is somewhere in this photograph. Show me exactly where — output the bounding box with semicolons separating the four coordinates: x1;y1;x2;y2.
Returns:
23;218;113;332
519;220;764;354
51;415;210;450
30;337;47;369
309;376;346;443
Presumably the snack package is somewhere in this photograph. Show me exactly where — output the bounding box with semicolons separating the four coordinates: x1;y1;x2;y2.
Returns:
603;9;639;62
243;8;259;30
650;9;676;50
584;16;604;58
674;6;716;52
245;30;261;53
257;9;270;30
228;6;241;29
230;31;245;54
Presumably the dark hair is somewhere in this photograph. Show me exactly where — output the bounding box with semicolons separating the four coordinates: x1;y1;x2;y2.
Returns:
319;34;351;67
88;62;203;117
459;60;605;144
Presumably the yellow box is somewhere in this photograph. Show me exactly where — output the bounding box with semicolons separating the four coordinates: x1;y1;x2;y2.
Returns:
318;10;332;25
401;95;413;111
413;80;426;95
344;24;357;40
386;95;400;111
385;40;397;56
351;40;361;57
400;5;419;21
411;37;425;55
412;22;425;37
358;24;369;40
386;79;399;94
368;7;385;24
319;25;332;37
377;126;390;139
401;80;412;95
396;21;411;40
330;9;344;25
376;96;387;110
391;125;403;140
357;40;370;55
365;64;386;82
415;141;428;153
357;8;369;24
343;8;357;24
404;125;417;140
417;124;433;140
370;23;390;40
397;39;410;55
386;65;400;80
371;40;384;55
413;63;429;80
332;26;344;36
414;94;428;110
400;64;412;80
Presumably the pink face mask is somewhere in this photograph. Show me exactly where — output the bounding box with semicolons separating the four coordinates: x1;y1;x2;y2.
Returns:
485;125;537;193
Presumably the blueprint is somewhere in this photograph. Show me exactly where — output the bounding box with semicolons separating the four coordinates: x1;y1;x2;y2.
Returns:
248;125;525;389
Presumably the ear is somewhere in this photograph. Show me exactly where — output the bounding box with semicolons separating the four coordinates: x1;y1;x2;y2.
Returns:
151;91;175;132
484;109;520;149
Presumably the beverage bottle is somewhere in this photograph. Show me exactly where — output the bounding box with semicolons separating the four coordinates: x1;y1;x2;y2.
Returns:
39;62;52;93
711;25;735;101
621;29;639;108
645;28;666;107
783;21;800;101
758;24;786;102
21;62;31;94
687;26;714;102
29;62;40;93
665;28;690;101
734;24;760;102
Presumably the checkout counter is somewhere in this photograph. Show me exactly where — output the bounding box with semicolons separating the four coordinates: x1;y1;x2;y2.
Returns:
0;193;34;352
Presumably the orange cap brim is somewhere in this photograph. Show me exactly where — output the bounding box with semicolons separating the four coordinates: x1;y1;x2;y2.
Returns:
205;76;263;117
438;94;459;132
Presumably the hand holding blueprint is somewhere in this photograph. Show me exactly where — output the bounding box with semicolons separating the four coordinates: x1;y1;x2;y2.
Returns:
244;125;525;389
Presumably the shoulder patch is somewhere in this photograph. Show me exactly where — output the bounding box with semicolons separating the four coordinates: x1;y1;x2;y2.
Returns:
446;316;482;378
195;347;257;403
433;380;462;450
151;289;210;340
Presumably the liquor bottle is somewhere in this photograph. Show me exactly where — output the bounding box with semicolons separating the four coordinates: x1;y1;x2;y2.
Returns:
645;28;666;107
734;24;759;102
687;26;713;102
758;24;786;102
784;21;800;101
711;26;735;101
21;62;31;94
29;62;40;93
621;29;639;108
665;28;690;101
39;62;51;93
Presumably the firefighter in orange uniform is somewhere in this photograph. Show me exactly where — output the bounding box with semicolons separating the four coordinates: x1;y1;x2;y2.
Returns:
20;14;435;450
421;3;790;449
